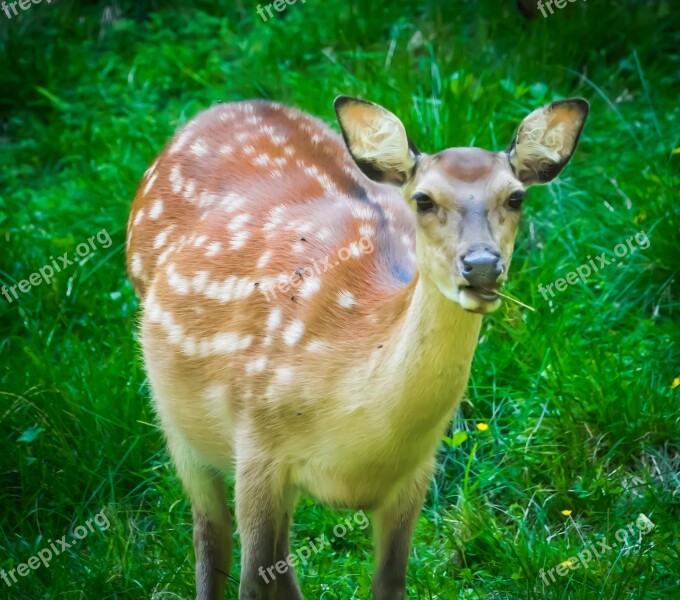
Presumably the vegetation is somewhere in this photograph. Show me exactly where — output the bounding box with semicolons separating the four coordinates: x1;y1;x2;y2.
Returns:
1;1;678;598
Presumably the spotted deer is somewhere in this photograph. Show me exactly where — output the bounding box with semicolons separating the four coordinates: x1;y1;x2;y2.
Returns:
126;95;588;599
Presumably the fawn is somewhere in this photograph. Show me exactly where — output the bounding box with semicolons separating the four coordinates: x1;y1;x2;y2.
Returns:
126;95;588;599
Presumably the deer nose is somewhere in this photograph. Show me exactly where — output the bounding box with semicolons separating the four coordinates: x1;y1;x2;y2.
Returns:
460;247;503;288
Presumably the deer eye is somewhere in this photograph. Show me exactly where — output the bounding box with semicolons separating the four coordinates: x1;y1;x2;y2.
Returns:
413;192;435;213
507;190;526;210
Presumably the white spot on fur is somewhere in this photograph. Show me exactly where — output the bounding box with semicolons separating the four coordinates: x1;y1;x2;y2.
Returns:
191;271;210;293
319;174;341;195
169;165;183;194
228;214;251;231
263;204;287;231
183;179;196;200
337;290;355;308
182;336;198;356
267;308;282;331
191;139;209;157
169;127;193;154
154;225;176;249
149;199;163;220
166;263;190;295
302;164;320;177
205;241;221;257
157;243;176;266
222;192;248;213
230;230;250;250
317;227;332;241
306;339;329;352
133;209;145;226
257;251;272;268
198;192;220;209
193;235;208;248
351;204;376;220
359;224;375;237
246;356;267;375
299;276;321;298
211;332;253;354
143;173;158;196
283;320;305;346
130;253;143;276
275;366;294;384
296;221;314;234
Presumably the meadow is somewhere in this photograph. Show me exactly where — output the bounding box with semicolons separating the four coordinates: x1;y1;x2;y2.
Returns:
0;0;678;598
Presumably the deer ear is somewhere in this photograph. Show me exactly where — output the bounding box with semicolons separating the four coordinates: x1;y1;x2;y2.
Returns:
334;96;419;186
507;98;589;185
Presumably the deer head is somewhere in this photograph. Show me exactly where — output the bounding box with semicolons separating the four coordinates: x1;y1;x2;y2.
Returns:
335;95;589;314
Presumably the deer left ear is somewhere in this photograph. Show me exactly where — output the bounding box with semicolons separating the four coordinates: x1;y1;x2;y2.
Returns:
334;96;419;186
507;98;589;185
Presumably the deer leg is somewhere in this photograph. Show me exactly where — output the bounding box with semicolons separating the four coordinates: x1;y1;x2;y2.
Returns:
371;467;432;600
272;488;303;600
167;434;231;600
235;458;289;600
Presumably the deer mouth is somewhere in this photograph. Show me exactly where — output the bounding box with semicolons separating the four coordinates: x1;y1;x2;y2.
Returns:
457;285;502;314
462;286;499;302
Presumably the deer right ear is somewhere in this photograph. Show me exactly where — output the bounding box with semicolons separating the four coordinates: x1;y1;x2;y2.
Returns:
507;98;589;185
334;96;419;186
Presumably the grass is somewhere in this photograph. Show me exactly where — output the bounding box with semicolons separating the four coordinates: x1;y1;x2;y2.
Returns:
0;0;678;598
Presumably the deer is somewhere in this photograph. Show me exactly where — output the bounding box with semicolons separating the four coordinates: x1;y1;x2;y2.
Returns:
126;94;588;599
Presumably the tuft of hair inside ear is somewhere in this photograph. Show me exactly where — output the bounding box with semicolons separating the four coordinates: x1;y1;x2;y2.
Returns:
509;100;588;184
353;112;415;177
522;112;565;161
335;97;417;186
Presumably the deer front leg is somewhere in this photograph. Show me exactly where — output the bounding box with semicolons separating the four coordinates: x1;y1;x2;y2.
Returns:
371;466;432;600
165;433;231;600
271;487;303;600
236;458;295;600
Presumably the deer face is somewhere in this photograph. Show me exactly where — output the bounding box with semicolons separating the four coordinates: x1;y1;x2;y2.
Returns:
335;96;589;314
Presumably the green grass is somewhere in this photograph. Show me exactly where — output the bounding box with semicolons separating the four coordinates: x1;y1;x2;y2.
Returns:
1;0;678;598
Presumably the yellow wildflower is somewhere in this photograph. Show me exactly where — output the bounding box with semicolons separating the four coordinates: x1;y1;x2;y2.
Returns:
476;423;489;432
672;377;680;389
561;509;572;516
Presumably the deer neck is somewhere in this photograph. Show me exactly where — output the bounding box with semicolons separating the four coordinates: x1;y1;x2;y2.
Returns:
365;272;483;431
